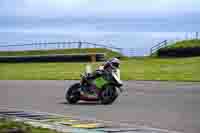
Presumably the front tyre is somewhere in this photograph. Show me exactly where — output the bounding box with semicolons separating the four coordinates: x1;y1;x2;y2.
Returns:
99;85;118;105
66;83;81;104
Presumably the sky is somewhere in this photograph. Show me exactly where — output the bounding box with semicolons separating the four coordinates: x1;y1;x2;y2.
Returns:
0;0;200;17
0;0;200;55
0;0;200;31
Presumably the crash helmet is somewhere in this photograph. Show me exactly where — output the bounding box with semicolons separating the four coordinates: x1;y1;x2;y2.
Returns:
104;58;120;70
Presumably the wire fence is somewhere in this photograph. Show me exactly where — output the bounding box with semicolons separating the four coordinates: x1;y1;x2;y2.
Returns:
0;41;135;56
0;41;117;50
184;32;199;40
2;32;198;57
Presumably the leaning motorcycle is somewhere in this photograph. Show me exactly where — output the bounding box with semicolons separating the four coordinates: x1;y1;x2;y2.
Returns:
65;68;123;105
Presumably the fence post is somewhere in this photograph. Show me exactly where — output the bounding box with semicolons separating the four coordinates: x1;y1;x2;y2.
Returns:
91;54;96;63
44;42;47;49
78;41;82;48
196;32;199;40
185;32;188;40
64;43;66;49
39;42;41;50
58;43;60;49
150;48;152;55
164;40;167;46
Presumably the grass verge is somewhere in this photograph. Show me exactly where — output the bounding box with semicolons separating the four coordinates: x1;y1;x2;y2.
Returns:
0;118;59;133
0;57;200;81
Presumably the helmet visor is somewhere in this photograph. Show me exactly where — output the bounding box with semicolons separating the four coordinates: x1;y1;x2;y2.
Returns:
112;62;119;68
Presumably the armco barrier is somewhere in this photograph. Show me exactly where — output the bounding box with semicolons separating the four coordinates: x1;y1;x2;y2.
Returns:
157;47;200;57
0;53;105;62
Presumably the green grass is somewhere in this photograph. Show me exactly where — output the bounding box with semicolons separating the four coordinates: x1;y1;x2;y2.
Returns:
121;57;200;81
1;57;200;81
164;39;200;49
0;48;123;59
0;118;59;133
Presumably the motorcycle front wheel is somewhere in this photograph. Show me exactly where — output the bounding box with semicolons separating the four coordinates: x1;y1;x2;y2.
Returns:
99;85;118;105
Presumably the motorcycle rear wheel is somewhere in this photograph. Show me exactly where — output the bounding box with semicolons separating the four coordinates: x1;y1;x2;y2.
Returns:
66;83;81;104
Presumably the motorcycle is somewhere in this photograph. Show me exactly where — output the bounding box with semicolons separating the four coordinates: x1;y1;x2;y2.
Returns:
65;67;123;105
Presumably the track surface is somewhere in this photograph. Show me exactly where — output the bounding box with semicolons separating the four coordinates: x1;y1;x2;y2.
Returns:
1;80;200;133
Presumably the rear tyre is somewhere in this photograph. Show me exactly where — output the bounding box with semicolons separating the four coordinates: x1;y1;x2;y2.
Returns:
99;85;118;105
66;83;81;104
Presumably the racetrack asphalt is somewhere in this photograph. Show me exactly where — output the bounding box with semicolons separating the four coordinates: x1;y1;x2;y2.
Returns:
0;80;200;133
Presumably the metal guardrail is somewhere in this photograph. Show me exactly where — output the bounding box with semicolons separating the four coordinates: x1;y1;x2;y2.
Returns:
150;40;168;54
0;41;136;56
0;41;122;53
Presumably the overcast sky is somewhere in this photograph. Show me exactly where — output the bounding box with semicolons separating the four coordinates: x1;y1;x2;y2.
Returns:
0;0;200;32
0;0;200;17
0;0;199;55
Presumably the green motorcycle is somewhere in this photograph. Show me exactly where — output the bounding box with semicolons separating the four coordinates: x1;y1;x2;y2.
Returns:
65;69;123;105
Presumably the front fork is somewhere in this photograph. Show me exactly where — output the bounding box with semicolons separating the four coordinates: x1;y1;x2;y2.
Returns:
115;86;124;94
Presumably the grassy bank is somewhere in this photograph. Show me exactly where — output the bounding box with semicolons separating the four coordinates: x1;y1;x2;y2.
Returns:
0;118;59;133
0;57;200;81
156;39;200;57
165;39;200;49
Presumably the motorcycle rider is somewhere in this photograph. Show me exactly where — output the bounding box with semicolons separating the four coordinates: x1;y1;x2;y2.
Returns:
85;58;120;94
99;57;120;77
85;58;121;93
